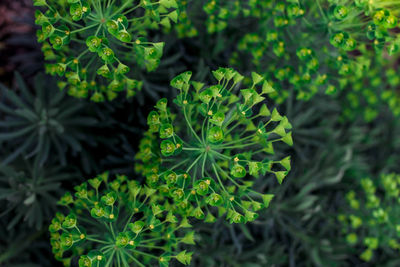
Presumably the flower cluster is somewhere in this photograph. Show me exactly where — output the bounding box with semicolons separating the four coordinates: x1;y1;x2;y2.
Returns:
49;173;194;266
338;173;400;262
230;0;325;102
228;0;400;120
340;46;400;121
171;0;197;38
33;0;179;101
202;0;240;33
328;1;399;53
136;67;292;224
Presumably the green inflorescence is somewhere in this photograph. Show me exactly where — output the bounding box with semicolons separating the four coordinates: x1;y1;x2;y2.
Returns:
50;173;194;267
136;67;292;224
339;173;400;262
33;0;179;101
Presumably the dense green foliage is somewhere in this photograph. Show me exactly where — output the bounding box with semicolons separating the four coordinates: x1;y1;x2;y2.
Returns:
1;0;400;266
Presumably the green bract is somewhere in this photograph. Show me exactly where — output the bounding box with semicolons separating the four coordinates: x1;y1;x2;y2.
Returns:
136;67;292;224
339;173;400;263
50;173;193;266
34;0;179;101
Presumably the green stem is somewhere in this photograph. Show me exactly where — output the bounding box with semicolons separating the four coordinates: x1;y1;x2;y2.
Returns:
105;249;116;267
186;153;204;173
201;152;207;177
183;106;203;144
87;237;111;244
217;142;257;150
131;249;159;259
70;23;99;34
122;3;142;15
122;250;146;267
212;163;228;194
111;0;135;18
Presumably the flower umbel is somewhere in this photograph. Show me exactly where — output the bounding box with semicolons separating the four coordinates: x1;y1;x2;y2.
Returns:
34;0;179;101
136;67;292;224
49;173;193;267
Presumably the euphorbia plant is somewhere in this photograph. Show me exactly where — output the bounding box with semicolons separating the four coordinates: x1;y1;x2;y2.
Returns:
33;0;179;101
339;173;400;263
230;0;400;120
136;67;292;224
49;173;194;266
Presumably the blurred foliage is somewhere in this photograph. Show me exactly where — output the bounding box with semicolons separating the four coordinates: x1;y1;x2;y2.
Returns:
339;173;400;265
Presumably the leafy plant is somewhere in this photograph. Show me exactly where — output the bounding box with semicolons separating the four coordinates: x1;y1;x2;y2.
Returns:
339;173;400;264
136;67;292;224
0;156;75;230
50;172;194;266
33;0;179;101
0;73;99;167
225;0;400;120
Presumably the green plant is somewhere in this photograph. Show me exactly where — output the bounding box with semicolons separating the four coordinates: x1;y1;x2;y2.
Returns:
136;67;292;224
50;172;194;266
0;73;99;167
339;173;400;264
0;218;50;266
33;0;179;101
226;0;400;120
0;157;75;230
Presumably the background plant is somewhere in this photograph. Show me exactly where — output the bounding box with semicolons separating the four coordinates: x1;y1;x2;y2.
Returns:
339;173;400;265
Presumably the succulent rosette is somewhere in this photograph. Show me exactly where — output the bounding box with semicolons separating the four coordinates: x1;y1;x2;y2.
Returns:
339;173;400;262
136;67;292;224
33;0;179;101
49;173;194;267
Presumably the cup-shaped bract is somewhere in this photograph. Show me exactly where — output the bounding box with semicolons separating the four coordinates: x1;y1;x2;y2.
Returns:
34;0;179;101
49;173;194;267
136;67;292;224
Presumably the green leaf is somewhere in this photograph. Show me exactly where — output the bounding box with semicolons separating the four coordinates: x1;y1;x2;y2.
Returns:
166;211;178;223
261;80;275;94
281;156;291;171
251;72;264;85
176;250;193;265
33;0;47;6
168;10;178;23
241;89;255;103
271;108;283;121
261;194;274;208
275;171;286;184
181;231;195;245
160;0;178;8
129;221;145;234
273;124;286;137
282;132;293;146
179;217;192;228
259;104;271;117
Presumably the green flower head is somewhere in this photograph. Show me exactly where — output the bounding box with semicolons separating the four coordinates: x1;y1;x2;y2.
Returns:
136;67;292;224
34;0;178;101
49;173;193;266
